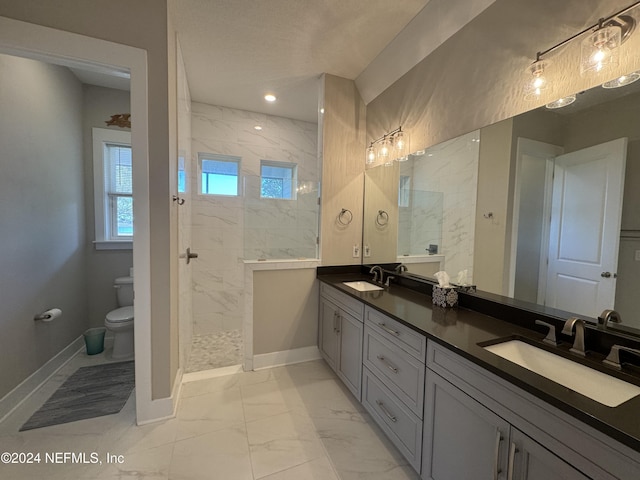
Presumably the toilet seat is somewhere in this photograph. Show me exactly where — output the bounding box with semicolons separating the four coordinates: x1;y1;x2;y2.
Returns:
106;306;134;323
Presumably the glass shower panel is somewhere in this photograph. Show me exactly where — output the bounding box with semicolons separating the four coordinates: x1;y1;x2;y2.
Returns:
243;174;319;260
398;190;443;256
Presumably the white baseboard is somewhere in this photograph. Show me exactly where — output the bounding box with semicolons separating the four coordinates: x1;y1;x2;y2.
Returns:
253;346;321;370
136;367;183;426
182;364;244;383
0;336;84;423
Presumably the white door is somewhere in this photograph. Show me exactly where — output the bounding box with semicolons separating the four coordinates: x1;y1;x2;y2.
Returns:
545;138;626;318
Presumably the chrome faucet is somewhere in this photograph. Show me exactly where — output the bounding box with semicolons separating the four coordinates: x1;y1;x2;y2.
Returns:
598;309;622;330
603;345;640;369
395;264;408;274
369;265;384;284
561;317;586;357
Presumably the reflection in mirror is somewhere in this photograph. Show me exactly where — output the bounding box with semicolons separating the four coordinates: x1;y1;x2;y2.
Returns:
363;70;640;335
363;130;479;279
508;78;640;331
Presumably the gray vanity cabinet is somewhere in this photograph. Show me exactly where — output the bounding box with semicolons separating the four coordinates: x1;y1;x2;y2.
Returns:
422;371;589;480
422;370;510;479
318;285;364;400
509;428;590;480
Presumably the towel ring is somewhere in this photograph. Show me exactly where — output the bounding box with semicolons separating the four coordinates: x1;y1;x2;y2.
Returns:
338;208;353;226
376;210;389;226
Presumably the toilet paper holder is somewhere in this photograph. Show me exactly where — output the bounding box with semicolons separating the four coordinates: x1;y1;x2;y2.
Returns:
34;308;62;322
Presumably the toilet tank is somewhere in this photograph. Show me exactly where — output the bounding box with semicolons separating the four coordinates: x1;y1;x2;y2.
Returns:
114;276;134;306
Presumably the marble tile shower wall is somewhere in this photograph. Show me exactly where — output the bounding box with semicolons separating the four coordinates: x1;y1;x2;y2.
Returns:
398;190;443;256
190;102;319;336
412;131;479;280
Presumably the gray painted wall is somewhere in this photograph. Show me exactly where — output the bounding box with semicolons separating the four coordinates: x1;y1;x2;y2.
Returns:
82;85;133;328
0;54;86;398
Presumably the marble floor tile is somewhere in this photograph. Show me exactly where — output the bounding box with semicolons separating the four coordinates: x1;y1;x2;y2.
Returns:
240;377;300;422
256;456;339;480
170;425;253;480
315;415;419;480
175;387;245;440
1;358;417;480
245;411;326;479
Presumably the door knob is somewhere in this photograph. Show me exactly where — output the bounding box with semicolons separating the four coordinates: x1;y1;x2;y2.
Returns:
186;247;198;264
601;272;611;278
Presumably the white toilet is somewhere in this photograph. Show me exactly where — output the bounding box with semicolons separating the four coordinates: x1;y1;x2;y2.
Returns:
105;275;134;360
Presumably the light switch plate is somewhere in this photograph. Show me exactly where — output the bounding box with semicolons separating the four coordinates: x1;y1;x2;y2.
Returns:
635;250;640;261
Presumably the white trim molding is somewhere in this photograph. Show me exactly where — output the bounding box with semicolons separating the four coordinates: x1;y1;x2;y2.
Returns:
253;346;321;370
0;336;84;423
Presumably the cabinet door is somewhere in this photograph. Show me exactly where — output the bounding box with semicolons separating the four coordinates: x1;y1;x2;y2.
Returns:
509;428;590;480
319;297;339;370
422;371;510;480
336;311;363;400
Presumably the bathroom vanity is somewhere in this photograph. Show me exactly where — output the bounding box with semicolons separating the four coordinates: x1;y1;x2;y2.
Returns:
317;267;640;479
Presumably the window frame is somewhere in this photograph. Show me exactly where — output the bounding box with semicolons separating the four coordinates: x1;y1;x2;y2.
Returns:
260;160;297;200
92;127;133;249
198;153;242;196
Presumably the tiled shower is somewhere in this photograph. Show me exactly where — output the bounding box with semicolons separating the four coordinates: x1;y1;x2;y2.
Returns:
185;103;319;372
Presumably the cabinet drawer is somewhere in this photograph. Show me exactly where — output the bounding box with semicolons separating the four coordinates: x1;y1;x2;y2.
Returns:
362;367;422;472
363;326;425;418
321;283;364;319
365;306;426;360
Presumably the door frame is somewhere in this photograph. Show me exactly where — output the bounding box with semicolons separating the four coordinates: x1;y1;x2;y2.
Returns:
0;16;159;423
508;138;562;300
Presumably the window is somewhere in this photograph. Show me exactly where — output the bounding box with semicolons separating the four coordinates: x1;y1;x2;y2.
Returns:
261;161;297;199
92;128;133;248
199;154;240;196
178;155;186;193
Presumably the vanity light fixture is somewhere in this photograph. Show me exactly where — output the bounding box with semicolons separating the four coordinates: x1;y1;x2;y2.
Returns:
602;71;640;88
364;126;408;166
524;59;550;100
546;95;577;109
525;1;639;99
580;23;621;76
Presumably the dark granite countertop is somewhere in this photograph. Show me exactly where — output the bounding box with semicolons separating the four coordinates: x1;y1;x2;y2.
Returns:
317;271;640;454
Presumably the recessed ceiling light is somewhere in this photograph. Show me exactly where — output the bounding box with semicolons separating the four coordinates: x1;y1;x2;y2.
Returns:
254;125;263;131
264;94;276;102
320;108;325;114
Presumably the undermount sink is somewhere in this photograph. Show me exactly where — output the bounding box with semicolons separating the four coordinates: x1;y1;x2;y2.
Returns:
483;339;640;407
342;281;384;292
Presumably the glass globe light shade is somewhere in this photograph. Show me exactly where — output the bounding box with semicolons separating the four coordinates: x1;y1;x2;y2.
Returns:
602;71;640;88
366;144;376;165
524;60;550;100
580;25;621;76
378;137;391;160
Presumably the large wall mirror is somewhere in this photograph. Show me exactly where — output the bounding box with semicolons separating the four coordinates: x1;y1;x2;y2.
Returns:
363;69;640;334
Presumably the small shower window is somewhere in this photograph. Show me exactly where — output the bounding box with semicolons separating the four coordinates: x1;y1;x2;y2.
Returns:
260;160;297;199
199;153;241;196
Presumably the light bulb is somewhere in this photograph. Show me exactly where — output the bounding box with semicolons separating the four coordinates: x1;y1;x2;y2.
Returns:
378;137;390;160
580;25;621;76
524;59;550;100
366;145;376;165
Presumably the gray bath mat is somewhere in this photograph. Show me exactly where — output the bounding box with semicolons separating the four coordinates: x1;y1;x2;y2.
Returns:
20;361;134;431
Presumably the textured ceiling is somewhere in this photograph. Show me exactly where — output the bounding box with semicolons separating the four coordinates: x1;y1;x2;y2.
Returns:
171;0;432;122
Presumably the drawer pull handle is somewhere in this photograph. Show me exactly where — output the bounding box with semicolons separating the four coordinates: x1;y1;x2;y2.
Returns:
493;429;503;480
376;355;398;373
376;400;397;422
377;322;400;336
